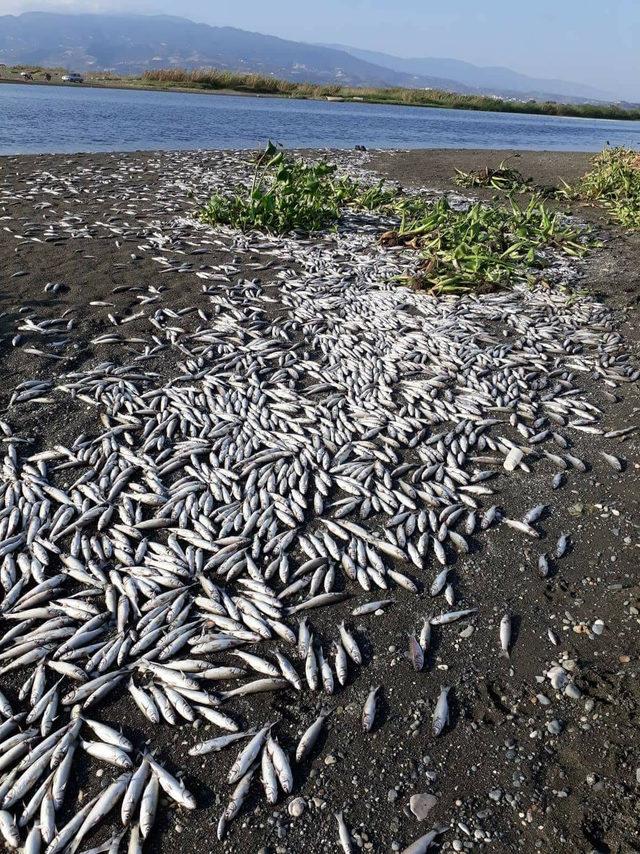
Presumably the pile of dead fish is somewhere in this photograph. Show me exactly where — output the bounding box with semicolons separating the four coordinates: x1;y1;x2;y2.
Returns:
0;150;635;853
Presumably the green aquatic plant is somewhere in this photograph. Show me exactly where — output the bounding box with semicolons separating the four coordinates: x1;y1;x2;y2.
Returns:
564;146;640;229
200;143;401;234
201;143;345;233
202;146;591;294
453;157;558;198
453;158;533;193
385;195;589;294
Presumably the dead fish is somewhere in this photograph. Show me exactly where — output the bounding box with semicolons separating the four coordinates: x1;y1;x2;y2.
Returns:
432;686;451;737
339;623;362;665
296;710;329;763
504;518;539;538
429;568;449;597
555;533;570;559
503;447;523;471
188;730;257;757
523;505;547;525
538;554;550;577
0;810;19;849
500;613;511;657
407;634;424;671
430;609;476;626
334;641;348;686
419;618;431;653
362;686;379;732
352;599;394;616
227;725;271;784
336;811;355;853
400;825;447;854
600;452;624;472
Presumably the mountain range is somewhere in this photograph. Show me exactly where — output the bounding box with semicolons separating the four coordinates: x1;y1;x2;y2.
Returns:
322;44;613;104
0;12;616;104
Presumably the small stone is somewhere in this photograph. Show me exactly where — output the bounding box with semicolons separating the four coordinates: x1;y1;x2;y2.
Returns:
387;789;398;803
409;793;438;821
548;666;568;690
288;797;306;818
488;788;502;802
592;619;605;636
324;754;337;765
453;841;463;852
564;682;582;700
547;719;563;736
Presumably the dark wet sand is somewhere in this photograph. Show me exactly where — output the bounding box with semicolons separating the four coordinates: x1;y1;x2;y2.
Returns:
0;149;638;854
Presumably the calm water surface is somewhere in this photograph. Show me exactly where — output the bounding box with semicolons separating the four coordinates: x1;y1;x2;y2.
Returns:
1;82;640;155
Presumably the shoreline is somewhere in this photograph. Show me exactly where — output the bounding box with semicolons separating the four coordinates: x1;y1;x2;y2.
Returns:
2;73;640;122
0;74;270;99
0;147;605;162
0;148;598;173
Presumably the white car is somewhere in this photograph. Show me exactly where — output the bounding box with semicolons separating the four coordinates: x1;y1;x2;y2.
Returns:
62;73;83;83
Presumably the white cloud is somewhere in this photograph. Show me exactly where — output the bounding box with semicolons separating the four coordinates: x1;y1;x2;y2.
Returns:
0;0;159;14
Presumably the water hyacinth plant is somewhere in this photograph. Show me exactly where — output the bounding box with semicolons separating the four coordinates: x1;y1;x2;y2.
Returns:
385;195;589;294
201;144;591;294
453;157;558;199
454;157;533;193
200;142;399;234
565;146;640;229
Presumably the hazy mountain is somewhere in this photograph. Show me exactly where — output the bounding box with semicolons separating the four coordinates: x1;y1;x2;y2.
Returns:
322;44;615;103
0;11;470;90
0;12;614;104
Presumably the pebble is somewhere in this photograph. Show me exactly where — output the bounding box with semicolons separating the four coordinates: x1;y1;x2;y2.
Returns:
409;793;438;821
288;798;306;818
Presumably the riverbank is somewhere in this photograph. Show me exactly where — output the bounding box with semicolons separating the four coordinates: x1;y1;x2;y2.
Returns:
2;64;640;121
0;148;638;854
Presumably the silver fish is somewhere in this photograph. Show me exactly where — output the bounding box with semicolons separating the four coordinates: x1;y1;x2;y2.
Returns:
432;686;451;736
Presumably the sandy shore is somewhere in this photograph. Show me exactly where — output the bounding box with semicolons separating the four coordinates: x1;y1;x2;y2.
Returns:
0;148;638;854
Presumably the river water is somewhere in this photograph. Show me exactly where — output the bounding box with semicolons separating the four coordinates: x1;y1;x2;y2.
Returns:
1;82;639;154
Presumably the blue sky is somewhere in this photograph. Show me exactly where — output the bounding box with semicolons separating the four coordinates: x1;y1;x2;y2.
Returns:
2;0;639;100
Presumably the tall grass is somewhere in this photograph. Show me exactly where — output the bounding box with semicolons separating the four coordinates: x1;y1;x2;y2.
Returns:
141;69;640;121
6;63;639;120
142;68;345;98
